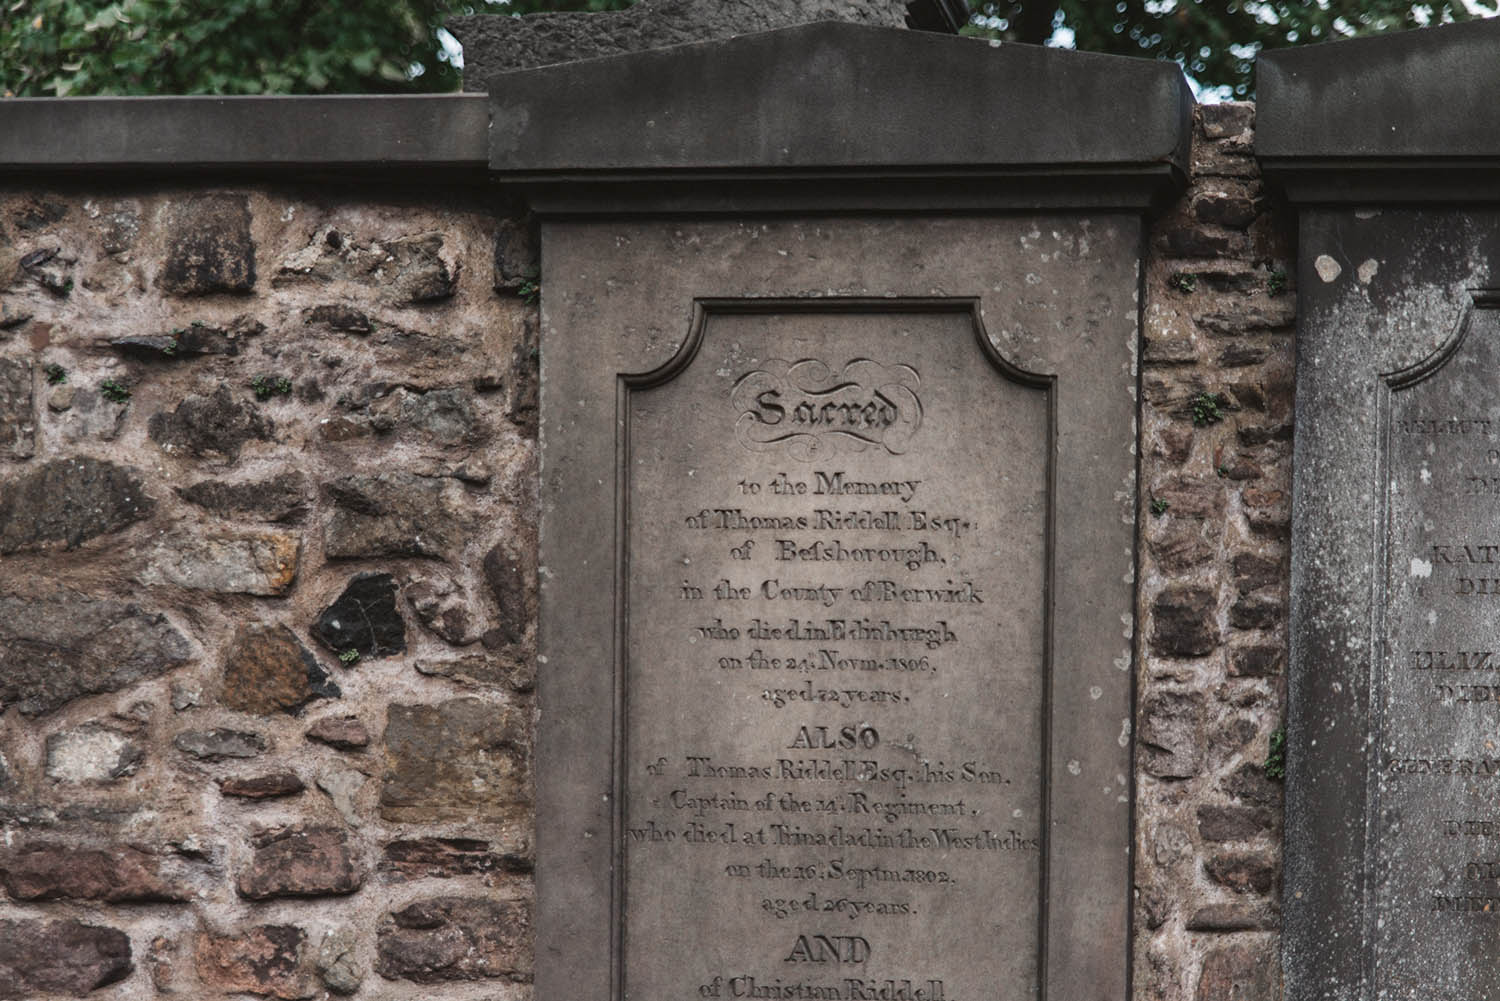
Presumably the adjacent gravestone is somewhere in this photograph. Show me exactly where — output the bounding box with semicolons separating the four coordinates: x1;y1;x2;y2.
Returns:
494;22;1191;1000
1260;17;1500;1000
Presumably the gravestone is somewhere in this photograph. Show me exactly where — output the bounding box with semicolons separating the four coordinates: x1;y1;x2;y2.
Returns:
493;22;1191;999
1259;17;1500;1000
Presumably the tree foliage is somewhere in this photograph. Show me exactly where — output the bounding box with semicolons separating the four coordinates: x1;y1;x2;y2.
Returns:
965;1;1498;96
2;0;473;96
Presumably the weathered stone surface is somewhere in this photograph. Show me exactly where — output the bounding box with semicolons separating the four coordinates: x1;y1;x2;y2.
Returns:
1223;761;1283;807
219;772;305;799
0;592;192;717
146;935;180;994
147;383;273;459
220;624;337;715
1146;520;1215;573
0;919;132;997
0;457;153;553
449;0;908;82
45;724;143;783
1229;644;1284;678
237;824;364;900
52;386;129;441
316;766;367;828
405;573;482;645
276;228;455;303
97;200;140;254
1150;587;1219;657
375;896;532;983
1139;690;1204;780
323;472;461;560
177;471;310;523
1229;594;1282;630
1204;851;1276;894
380;699;529;823
304;303;373;334
159;193;255;295
141;531;300;595
492;218;538;290
312;573;406;659
508;316;539;433
316;927;363;996
415;653;534;693
12;196;68;231
0;843;192;903
380;837;531;880
1197;804;1275;842
175;728;267;761
0;356;34;458
1196;942;1278;1001
483;537;533;645
1185;904;1275;932
195;925;308;1000
305;716;369;750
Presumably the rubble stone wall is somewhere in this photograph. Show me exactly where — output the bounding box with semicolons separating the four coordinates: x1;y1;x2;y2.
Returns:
0;101;1291;1001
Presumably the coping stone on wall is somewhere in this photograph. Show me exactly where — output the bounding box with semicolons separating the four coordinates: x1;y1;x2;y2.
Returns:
1257;17;1500;202
447;0;944;87
0;95;488;177
487;20;1195;214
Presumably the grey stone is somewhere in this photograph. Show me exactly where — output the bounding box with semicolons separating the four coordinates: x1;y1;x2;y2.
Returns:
316;927;363;996
98;200;141;254
304;303;373;334
405;573;482;646
415;653;534;694
158;193;255;295
0;919;132;997
174;729;267;761
52;387;128;441
0;457;153;553
312;573;406;659
1196;943;1278;1001
45;724;143;783
1139;690;1204;780
140;531;301;595
375;896;532;983
0;592;192;717
148;383;273;459
176;471;310;523
323;472;462;561
492;217;537;291
482;538;532;646
449;0;910;83
315;767;367;828
275;228;455;304
0;356;34;458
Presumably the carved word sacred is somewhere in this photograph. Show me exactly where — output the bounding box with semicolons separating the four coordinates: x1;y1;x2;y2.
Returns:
732;359;923;459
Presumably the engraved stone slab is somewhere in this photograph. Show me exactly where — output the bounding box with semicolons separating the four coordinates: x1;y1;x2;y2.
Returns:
1260;22;1500;1000
537;214;1143;1001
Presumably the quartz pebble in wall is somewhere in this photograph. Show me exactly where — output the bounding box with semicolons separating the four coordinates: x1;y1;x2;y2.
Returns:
1136;103;1293;1001
0;185;540;1000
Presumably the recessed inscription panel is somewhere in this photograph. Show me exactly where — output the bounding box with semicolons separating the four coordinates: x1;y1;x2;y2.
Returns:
624;306;1047;1001
1380;311;1500;997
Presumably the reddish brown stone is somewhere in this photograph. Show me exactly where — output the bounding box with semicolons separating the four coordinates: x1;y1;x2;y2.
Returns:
219;772;305;799
236;825;364;900
0;919;132;997
195;925;308;1000
1152;425;1195;465
380;699;530;823
0;842;189;902
220;624;338;716
1150;587;1219;658
1205;851;1277;894
1196;943;1279;1001
1197;804;1275;842
305;715;369;750
380;837;532;880
1147;520;1215;573
375;896;531;983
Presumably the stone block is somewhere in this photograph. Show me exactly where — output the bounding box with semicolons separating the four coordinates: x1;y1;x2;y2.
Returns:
1197;804;1275;842
45;723;143;783
0;919;131;997
0;592;192;717
1196;943;1278;1001
0;842;195;903
1149;586;1220;657
176;471;310;523
141;531;300;596
175;728;267;761
316;927;363;996
380;837;531;881
159;193;255;295
1139;690;1205;779
147;383;273;460
380;698;529;823
405;572;482;645
323;473;462;561
1204;851;1277;894
237;824;364;900
219;623;337;715
219;772;305;799
305;716;369;750
374;896;531;983
0;457;153;554
195;925;309;1000
312;573;406;659
0;356;33;458
415;653;534;693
